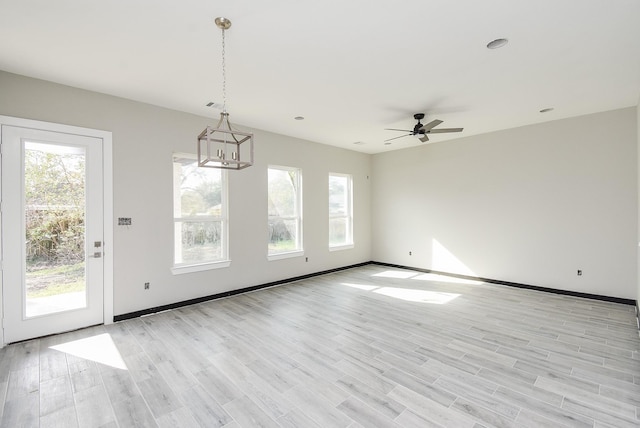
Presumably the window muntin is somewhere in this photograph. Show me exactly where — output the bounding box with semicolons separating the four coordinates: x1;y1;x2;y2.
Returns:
329;173;353;248
173;154;228;269
268;166;302;256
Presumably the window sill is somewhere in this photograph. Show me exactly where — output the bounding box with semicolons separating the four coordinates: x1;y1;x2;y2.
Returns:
330;244;354;252
171;260;231;275
267;250;304;261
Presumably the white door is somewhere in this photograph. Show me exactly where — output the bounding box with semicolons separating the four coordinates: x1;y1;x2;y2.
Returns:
1;125;104;343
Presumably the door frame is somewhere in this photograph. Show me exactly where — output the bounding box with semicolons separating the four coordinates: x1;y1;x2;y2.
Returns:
0;115;113;347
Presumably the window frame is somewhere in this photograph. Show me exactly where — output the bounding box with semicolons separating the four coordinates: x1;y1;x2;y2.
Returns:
328;172;354;251
171;153;230;275
267;165;304;261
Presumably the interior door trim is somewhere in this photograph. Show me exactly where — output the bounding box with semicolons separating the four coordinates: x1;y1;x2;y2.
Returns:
0;115;113;347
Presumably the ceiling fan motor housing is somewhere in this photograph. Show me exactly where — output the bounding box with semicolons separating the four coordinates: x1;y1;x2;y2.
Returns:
413;113;425;134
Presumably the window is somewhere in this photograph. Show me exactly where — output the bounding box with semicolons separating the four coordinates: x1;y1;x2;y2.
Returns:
268;166;302;259
329;173;353;249
172;154;229;273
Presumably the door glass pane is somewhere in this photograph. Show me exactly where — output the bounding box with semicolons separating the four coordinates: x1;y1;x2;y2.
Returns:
24;142;87;317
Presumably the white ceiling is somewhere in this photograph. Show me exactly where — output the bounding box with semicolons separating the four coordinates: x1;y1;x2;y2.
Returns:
1;0;639;154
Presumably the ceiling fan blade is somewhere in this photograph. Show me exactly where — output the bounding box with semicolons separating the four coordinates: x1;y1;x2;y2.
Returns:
427;127;463;134
418;135;429;143
384;128;413;132
384;134;412;142
420;119;443;132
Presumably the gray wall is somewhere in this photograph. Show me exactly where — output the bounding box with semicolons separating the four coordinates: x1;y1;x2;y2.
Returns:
0;71;372;316
1;70;638;313
372;108;638;300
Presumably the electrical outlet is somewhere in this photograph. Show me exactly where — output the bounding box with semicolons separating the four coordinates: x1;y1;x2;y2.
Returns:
409;251;412;256
118;217;132;226
144;282;150;290
305;257;308;262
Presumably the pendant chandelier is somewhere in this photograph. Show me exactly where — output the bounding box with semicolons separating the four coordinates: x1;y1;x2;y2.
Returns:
198;17;254;170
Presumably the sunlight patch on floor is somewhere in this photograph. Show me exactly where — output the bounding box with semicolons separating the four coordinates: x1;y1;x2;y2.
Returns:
50;333;127;370
342;283;378;291
373;287;460;304
372;270;417;279
342;280;461;305
412;273;483;285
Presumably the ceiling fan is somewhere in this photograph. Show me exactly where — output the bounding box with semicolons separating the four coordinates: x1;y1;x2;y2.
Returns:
385;113;463;143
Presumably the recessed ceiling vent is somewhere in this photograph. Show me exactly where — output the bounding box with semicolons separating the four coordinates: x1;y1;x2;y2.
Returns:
487;38;508;49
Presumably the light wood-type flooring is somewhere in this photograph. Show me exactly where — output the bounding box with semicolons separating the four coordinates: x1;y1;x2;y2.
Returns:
1;264;639;427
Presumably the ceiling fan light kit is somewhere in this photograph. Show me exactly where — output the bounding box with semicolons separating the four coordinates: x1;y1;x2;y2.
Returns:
198;17;254;170
384;112;464;143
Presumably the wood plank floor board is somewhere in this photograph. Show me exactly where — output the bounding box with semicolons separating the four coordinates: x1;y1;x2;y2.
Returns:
155;407;200;428
6;365;39;401
374;352;439;385
222;395;279;428
382;367;457;408
39;375;73;417
0;381;6;421
276;408;324;428
177;385;232;428
136;376;182;419
335;374;406;420
535;376;637;421
336;395;401;428
495;343;552;363
424;359;499;397
0;348;13;385
245;357;300;394
387;384;476;428
333;357;395;394
1;391;39;428
492;385;594;427
477;368;563;407
549;353;635;383
415;346;481;375
598;383;640;407
111;394;158;428
579;341;634;359
283;384;353;427
9;341;40;372
562;396;639;428
38;349;68;384
74;384;116;427
514;407;577;428
434;378;520;421
39;405;78;428
461;353;538;385
2;265;639;427
193;365;244;406
101;367;141;404
289;366;351;407
450;396;521;428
